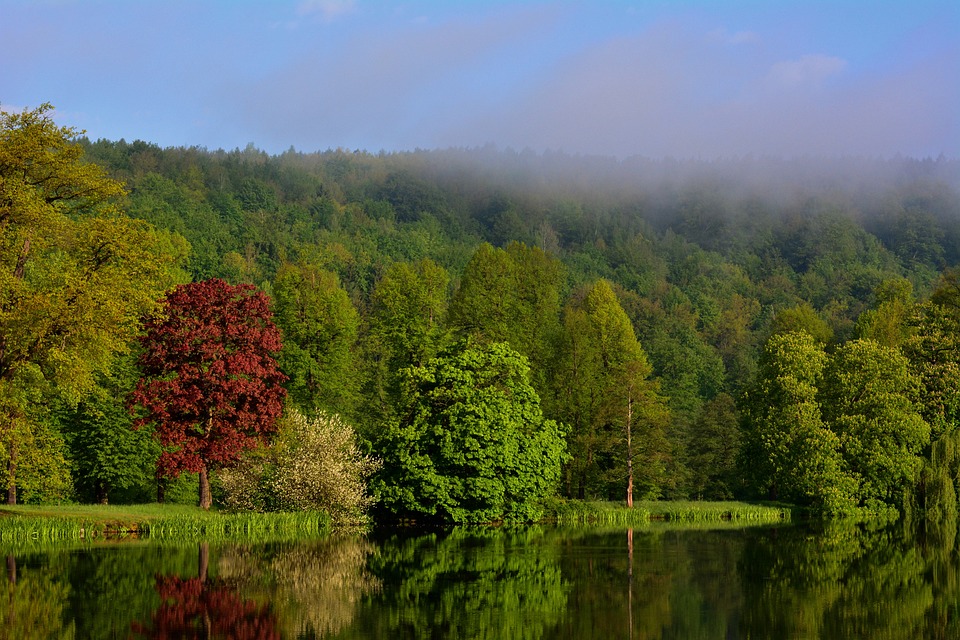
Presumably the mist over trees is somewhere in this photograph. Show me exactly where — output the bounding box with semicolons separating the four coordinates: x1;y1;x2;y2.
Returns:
6;101;960;520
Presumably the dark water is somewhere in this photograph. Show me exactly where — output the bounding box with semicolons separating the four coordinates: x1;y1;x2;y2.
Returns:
2;520;958;639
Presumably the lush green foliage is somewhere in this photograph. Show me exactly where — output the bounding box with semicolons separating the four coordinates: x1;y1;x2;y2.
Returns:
555;279;670;501
742;332;857;514
7;105;960;517
744;332;930;516
374;341;567;523
0;105;182;504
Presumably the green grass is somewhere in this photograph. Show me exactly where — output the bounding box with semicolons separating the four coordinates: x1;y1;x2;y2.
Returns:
0;503;331;546
540;499;789;525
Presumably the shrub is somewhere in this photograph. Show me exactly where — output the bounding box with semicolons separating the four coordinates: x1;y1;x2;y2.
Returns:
218;409;380;525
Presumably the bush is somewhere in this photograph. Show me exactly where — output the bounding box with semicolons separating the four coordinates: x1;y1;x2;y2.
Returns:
218;409;380;525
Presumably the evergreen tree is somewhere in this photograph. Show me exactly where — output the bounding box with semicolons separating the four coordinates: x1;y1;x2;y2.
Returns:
555;280;669;500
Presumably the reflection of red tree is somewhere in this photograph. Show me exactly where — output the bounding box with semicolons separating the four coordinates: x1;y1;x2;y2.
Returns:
132;575;279;640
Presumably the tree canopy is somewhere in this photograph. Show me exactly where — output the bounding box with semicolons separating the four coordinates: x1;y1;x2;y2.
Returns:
374;341;566;523
132;278;287;509
0;104;182;503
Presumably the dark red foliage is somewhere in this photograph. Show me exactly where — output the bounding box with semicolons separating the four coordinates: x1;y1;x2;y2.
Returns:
132;279;287;479
131;575;280;639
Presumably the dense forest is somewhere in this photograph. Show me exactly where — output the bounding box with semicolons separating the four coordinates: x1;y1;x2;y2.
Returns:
4;104;960;522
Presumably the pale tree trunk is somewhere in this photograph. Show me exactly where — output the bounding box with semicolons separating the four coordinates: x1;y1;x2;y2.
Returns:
198;467;212;510
626;394;634;509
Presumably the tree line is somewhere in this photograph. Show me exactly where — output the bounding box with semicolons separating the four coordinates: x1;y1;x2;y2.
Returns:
3;104;960;522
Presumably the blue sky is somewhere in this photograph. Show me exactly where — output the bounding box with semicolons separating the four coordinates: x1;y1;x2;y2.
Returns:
2;0;958;158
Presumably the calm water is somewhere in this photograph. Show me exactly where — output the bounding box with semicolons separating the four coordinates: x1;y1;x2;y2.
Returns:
2;520;958;639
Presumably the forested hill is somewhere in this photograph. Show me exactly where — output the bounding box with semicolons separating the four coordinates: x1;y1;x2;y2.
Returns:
82;139;960;296
77;138;960;507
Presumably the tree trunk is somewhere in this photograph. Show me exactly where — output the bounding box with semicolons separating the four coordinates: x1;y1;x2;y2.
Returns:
198;542;209;582
626;394;634;508
6;555;15;585
198;467;212;510
95;480;109;505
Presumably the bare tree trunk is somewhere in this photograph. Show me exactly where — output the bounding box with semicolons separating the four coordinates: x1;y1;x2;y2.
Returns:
198;467;212;510
13;239;30;280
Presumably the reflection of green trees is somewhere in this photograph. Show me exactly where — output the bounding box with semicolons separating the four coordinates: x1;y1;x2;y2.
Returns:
354;527;569;639
2;553;76;639
65;545;197;637
738;520;947;639
7;523;960;638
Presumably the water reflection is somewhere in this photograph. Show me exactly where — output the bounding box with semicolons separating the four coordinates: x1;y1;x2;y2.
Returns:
218;536;380;637
1;519;960;638
2;552;75;639
352;526;569;639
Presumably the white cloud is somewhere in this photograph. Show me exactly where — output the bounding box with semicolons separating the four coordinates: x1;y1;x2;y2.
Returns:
296;0;355;21
768;54;848;88
708;28;759;46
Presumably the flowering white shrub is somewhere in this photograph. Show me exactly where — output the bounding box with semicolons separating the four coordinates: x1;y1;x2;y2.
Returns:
218;408;380;524
272;410;381;523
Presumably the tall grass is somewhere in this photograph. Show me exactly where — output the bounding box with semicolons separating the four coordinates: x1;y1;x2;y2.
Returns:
641;500;790;522
540;499;789;525
0;504;330;548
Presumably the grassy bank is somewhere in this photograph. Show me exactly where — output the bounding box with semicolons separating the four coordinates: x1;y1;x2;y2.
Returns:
0;499;790;546
541;499;790;525
0;504;330;545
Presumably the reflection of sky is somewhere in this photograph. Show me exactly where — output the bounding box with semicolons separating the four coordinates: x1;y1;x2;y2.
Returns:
2;0;957;158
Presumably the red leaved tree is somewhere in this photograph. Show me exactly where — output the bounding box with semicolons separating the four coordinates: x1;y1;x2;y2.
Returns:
132;279;287;509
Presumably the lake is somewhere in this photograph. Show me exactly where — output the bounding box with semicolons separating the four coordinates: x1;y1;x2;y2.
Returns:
2;519;957;639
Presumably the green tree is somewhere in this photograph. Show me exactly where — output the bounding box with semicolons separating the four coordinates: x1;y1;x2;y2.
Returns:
555;279;669;500
855;277;915;349
770;302;834;345
741;332;856;514
904;269;960;518
374;341;566;523
62;355;160;503
273;263;361;417
822;339;930;514
0;104;180;503
371;258;449;369
447;243;518;343
365;258;450;426
687;393;741;500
